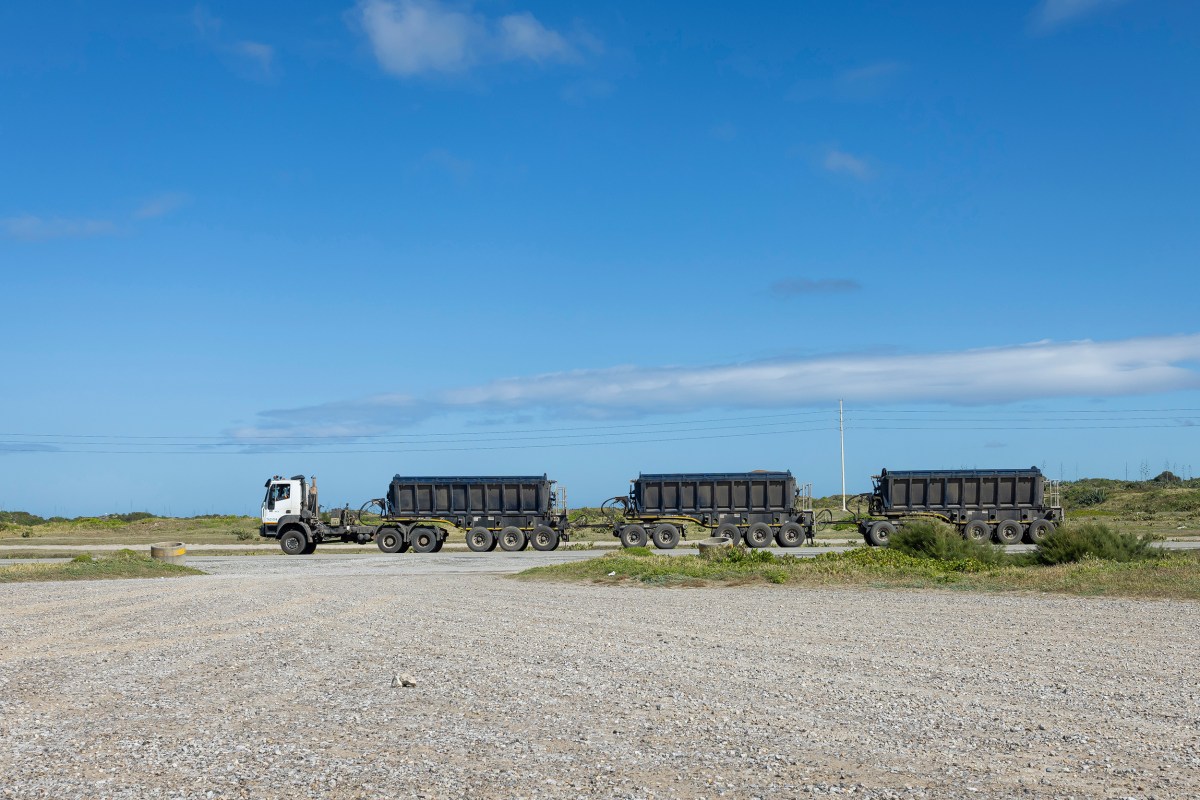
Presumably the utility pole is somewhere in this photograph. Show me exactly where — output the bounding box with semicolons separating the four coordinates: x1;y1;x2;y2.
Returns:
839;399;847;512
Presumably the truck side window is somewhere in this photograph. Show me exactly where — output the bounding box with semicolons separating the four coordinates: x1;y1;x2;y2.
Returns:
272;484;290;502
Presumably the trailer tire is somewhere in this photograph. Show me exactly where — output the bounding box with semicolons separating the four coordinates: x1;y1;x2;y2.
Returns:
530;525;559;551
651;524;680;549
745;523;774;548
776;522;804;548
865;521;895;547
411;527;439;553
714;523;741;546
376;527;405;554
618;525;648;548
467;527;495;552
963;520;989;542
499;526;527;552
994;519;1022;545
1026;519;1054;544
279;529;308;556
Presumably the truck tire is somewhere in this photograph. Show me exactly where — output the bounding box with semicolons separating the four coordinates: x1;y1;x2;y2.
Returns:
411;527;439;553
301;540;317;555
651;523;680;549
530;525;559;551
714;523;741;546
376;528;405;554
745;522;773;548
279;529;307;556
467;527;494;552
499;526;527;552
995;520;1022;545
963;520;989;542
1026;519;1054;544
776;522;804;548
865;521;895;547
619;525;648;548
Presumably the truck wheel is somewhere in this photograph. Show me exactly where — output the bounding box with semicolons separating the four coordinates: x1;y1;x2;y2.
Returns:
994;520;1022;545
714;523;741;545
962;520;989;542
618;525;648;548
301;540;317;555
776;522;804;548
467;527;495;552
410;527;439;553
1026;519;1054;544
651;524;680;549
530;525;559;551
376;528;405;554
433;536;445;552
499;526;527;552
745;523;773;548
279;529;307;556
865;521;895;547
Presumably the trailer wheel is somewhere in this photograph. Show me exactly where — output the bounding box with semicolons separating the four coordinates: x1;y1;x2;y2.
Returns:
745;523;774;548
963;520;989;542
865;521;895;547
499;526;527;552
618;525;648;548
776;522;804;548
376;528;405;554
279;529;307;556
713;523;741;546
467;526;495;552
530;525;559;551
1025;519;1054;544
411;527;439;553
651;524;680;549
994;520;1022;545
432;536;445;552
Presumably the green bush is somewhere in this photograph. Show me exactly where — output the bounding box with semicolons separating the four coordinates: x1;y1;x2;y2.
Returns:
1069;487;1109;507
71;553;95;564
232;528;256;541
1034;522;1160;565
888;521;1008;566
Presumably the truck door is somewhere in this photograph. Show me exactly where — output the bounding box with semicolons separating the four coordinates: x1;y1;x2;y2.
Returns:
262;480;300;525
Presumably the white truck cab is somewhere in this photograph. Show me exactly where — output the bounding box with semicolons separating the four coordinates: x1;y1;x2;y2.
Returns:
261;475;307;526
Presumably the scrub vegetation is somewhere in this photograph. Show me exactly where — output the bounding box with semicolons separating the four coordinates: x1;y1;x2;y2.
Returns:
0;549;205;583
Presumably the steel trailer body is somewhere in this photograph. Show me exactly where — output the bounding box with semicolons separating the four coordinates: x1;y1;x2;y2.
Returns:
859;466;1063;547
610;471;815;549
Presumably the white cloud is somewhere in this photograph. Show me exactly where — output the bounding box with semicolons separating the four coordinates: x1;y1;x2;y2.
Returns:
823;148;872;180
236;334;1200;437
1031;0;1131;33
192;5;275;78
233;40;275;75
356;0;580;77
133;192;190;220
1;215;116;241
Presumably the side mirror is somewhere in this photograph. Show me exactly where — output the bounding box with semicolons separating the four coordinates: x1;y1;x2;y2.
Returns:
267;499;275;511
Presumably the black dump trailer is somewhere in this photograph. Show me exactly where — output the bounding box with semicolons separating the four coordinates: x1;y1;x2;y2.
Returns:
378;475;569;554
607;471;815;549
859;466;1062;547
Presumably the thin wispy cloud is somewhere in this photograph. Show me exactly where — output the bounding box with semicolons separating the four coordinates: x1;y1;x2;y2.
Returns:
1;215;117;241
771;278;862;296
192;5;276;78
234;334;1200;438
1030;0;1131;33
355;0;582;77
133;192;190;220
823;148;872;180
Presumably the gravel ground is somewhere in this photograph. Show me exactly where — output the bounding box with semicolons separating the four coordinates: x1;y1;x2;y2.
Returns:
1;566;1198;799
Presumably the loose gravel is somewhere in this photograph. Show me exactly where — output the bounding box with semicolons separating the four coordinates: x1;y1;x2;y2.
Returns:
1;563;1198;799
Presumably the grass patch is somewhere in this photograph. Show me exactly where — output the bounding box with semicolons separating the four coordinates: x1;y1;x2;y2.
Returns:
0;549;205;583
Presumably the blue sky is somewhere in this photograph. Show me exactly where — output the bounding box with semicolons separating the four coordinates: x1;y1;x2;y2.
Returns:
2;0;1199;516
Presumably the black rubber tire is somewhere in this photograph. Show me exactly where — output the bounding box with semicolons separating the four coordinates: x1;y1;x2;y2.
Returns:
619;525;648;548
499;526;527;552
745;522;774;548
995;520;1022;545
485;535;499;552
432;536;445;552
713;523;741;546
411;527;439;553
376;527;405;554
865;521;895;547
651;523;680;549
963;520;989;542
467;526;494;552
1026;519;1054;544
279;529;307;556
530;525;559;551
776;522;804;548
301;540;317;555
